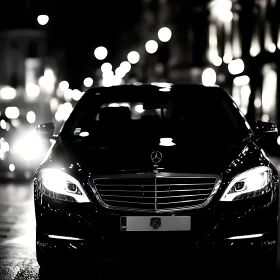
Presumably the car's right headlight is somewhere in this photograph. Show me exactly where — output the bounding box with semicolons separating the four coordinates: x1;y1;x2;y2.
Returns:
39;168;90;203
220;166;272;201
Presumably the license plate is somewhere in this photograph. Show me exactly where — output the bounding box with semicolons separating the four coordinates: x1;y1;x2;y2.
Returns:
120;216;191;231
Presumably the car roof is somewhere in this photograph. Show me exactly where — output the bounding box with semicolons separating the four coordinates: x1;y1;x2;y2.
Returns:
84;83;229;100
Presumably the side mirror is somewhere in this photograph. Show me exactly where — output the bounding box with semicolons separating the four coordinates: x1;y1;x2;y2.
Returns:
253;121;278;139
36;123;56;139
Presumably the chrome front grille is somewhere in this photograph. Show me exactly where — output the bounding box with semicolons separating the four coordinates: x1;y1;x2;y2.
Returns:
92;173;220;212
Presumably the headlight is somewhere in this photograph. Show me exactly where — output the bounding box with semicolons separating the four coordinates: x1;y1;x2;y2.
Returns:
220;166;272;201
39;168;90;203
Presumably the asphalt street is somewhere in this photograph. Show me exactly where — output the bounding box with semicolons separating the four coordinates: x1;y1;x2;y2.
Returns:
0;156;280;279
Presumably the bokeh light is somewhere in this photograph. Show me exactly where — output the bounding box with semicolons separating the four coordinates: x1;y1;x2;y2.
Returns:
101;62;112;73
72;89;84;101
94;46;108;60
145;40;158;54
5;107;20;119
127;51;140;64
37;15;49;25
158;27;172;42
0;86;16;100
26;111;36;124
59;81;69;91
120;61;131;73
228;59;244;75
83;77;93;87
26;83;40;97
202;68;216;86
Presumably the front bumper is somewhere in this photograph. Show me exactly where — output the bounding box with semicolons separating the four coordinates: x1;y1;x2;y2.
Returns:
35;186;278;266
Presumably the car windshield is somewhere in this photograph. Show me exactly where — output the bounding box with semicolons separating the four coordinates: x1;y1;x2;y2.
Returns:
61;85;252;148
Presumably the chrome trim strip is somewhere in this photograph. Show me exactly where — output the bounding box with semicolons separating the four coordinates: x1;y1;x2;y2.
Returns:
48;234;84;241
101;193;209;199
98;188;213;193
225;234;263;240
96;183;214;187
90;172;222;213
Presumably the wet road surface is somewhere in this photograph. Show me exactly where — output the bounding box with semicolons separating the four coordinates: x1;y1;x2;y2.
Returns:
1;157;280;279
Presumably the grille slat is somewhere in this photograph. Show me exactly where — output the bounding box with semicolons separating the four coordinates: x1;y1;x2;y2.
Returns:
92;175;217;211
102;193;209;199
97;183;213;187
98;188;213;193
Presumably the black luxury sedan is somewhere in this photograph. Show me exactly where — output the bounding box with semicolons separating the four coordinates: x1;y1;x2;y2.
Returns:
34;83;279;275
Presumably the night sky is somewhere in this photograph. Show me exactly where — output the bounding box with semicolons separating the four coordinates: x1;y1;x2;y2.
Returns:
1;0;143;87
47;0;143;87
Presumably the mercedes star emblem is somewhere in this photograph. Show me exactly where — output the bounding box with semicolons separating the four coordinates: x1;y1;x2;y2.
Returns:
151;151;162;164
150;217;161;230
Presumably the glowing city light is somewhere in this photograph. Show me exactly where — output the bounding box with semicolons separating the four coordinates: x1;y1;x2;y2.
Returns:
145;40;158;54
0;120;6;130
101;62;112;73
72;89;84;101
26;83;40;97
64;89;72;101
254;98;262;108
55;102;73;121
158;27;172;42
228;59;245;75
59;81;69;91
5;107;20;119
0;86;16;100
202;68;216;86
37;15;49;26
135;105;144;113
26;111;36;124
83;77;93;87
127;51;140;64
120;61;131;73
209;0;233;22
94;46;108;60
212;56;223;66
9;164;15;172
233;75;250;86
115;67;126;78
50;98;59;113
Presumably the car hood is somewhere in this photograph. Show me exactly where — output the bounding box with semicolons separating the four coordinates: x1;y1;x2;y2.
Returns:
45;136;258;176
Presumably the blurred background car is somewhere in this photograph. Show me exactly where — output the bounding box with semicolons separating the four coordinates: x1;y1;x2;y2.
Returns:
0;116;50;180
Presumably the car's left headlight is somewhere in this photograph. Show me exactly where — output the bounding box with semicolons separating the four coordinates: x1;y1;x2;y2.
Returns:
39;168;90;203
220;166;272;201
